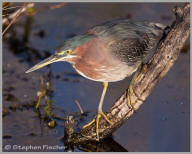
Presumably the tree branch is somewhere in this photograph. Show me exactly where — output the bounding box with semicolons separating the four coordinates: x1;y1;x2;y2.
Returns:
65;3;190;144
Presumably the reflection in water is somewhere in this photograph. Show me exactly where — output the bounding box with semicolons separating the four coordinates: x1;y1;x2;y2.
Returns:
3;3;189;152
76;138;128;152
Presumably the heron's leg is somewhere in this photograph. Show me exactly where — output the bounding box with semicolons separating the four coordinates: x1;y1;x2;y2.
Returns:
127;84;136;112
127;63;146;111
96;82;112;138
82;82;112;139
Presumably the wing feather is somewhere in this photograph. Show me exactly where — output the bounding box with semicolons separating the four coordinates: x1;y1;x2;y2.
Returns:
88;19;165;65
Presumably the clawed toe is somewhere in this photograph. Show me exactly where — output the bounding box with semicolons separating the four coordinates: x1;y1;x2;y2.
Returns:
82;111;112;140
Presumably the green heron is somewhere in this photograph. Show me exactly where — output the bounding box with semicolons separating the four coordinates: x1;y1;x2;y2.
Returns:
26;19;165;139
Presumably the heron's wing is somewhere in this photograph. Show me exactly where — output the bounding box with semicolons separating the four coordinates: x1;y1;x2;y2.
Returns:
88;19;165;65
88;19;165;40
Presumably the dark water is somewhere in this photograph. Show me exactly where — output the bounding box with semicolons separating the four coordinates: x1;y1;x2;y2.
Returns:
3;3;190;152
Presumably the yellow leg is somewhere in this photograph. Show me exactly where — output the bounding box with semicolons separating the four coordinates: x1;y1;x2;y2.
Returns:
82;112;111;129
96;113;101;138
100;111;112;124
82;82;112;139
82;118;96;128
127;84;136;112
127;63;146;109
127;63;146;112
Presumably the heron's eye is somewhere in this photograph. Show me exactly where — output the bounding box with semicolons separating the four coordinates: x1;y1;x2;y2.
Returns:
57;49;72;56
65;50;71;54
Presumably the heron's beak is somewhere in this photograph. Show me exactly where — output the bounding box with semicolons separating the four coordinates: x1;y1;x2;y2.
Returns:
25;55;59;73
25;53;77;73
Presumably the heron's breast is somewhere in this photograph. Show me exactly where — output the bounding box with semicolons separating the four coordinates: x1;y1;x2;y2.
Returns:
72;60;139;82
71;37;138;82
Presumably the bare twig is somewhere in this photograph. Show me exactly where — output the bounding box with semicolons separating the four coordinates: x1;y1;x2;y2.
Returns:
2;3;34;26
2;3;66;36
32;3;67;15
3;5;25;10
74;98;84;114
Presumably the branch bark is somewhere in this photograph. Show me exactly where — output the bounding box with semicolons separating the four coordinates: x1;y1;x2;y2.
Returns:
65;3;190;144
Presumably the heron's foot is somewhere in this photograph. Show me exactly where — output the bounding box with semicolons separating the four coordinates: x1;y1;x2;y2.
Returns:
127;85;136;112
82;111;112;140
82;118;96;129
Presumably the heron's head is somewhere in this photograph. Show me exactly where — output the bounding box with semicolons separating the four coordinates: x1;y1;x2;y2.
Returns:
25;34;95;73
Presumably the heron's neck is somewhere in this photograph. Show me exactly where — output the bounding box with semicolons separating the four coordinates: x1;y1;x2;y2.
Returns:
70;34;96;49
